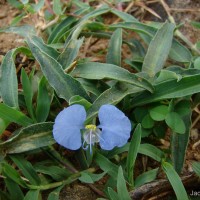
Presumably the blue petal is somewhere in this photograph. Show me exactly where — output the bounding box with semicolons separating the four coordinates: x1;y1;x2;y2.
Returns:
98;105;131;150
53;104;86;150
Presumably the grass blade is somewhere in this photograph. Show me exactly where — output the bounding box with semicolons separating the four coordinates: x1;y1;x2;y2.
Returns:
117;166;131;200
138;144;165;162
106;28;122;66
126;124;142;186
0;103;33;126
72;62;154;92
142;22;175;77
26;35;90;102
135;168;159;188
21;68;35;120
162;161;188;200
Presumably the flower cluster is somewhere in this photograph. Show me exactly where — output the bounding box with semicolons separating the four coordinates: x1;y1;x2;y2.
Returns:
53;104;131;151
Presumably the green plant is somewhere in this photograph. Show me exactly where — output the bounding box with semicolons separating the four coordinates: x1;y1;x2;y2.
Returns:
0;1;199;199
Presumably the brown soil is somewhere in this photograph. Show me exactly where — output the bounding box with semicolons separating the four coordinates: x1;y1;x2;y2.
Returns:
0;1;200;200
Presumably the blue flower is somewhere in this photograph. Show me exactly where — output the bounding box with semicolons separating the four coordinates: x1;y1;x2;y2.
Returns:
53;104;131;151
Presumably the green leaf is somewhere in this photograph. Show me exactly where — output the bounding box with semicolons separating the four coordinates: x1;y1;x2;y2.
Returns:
32;0;45;12
192;162;200;177
58;37;84;70
0;190;10;200
132;107;148;123
111;8;137;22
106;28;122;66
107;143;129;158
86;83;144;121
21;68;35;120
23;190;41;200
34;165;71;181
108;187;120;200
0;118;10;135
171;100;191;173
79;171;106;184
142;22;175;77
0;122;54;154
169;39;192;63
53;0;62;15
69;95;92;110
132;73;200;106
0;103;33;126
126;124;142;186
138;144;165;162
7;0;23;9
77;78;109;97
141;114;154;129
48;14;78;44
36;77;53;122
72;62;154;92
4;177;25;200
117;166;131;200
21;0;28;4
0;25;36;38
79;5;110;23
94;152;118;179
135;168;159;188
111;22;191;63
110;22;155;39
155;70;181;84
194;57;200;69
0;47;32;109
27;36;59;59
11;13;25;26
0;49;19;108
47;185;64;200
10;155;41;185
162;161;188;200
149;105;169;121
2;162;27;187
26;35;90;102
165;112;186;134
48;8;88;44
191;21;200;29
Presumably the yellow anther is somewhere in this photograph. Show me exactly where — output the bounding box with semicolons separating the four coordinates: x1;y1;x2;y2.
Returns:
85;124;97;131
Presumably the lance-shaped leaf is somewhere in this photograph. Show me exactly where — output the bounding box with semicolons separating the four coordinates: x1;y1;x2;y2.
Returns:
126;124;142;186
111;22;191;63
162;161;188;200
72;62;154;92
111;9;137;22
0;47;32;109
132;73;200;106
0;25;36;38
0;122;54;154
86;83;144;122
58;37;84;70
106;28;122;66
138;144;165;162
0;103;33;126
142;22;175;77
117;166;131;200
0;50;18;108
57;16;89;69
0;49;19;108
26;35;90;102
171;100;192;173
